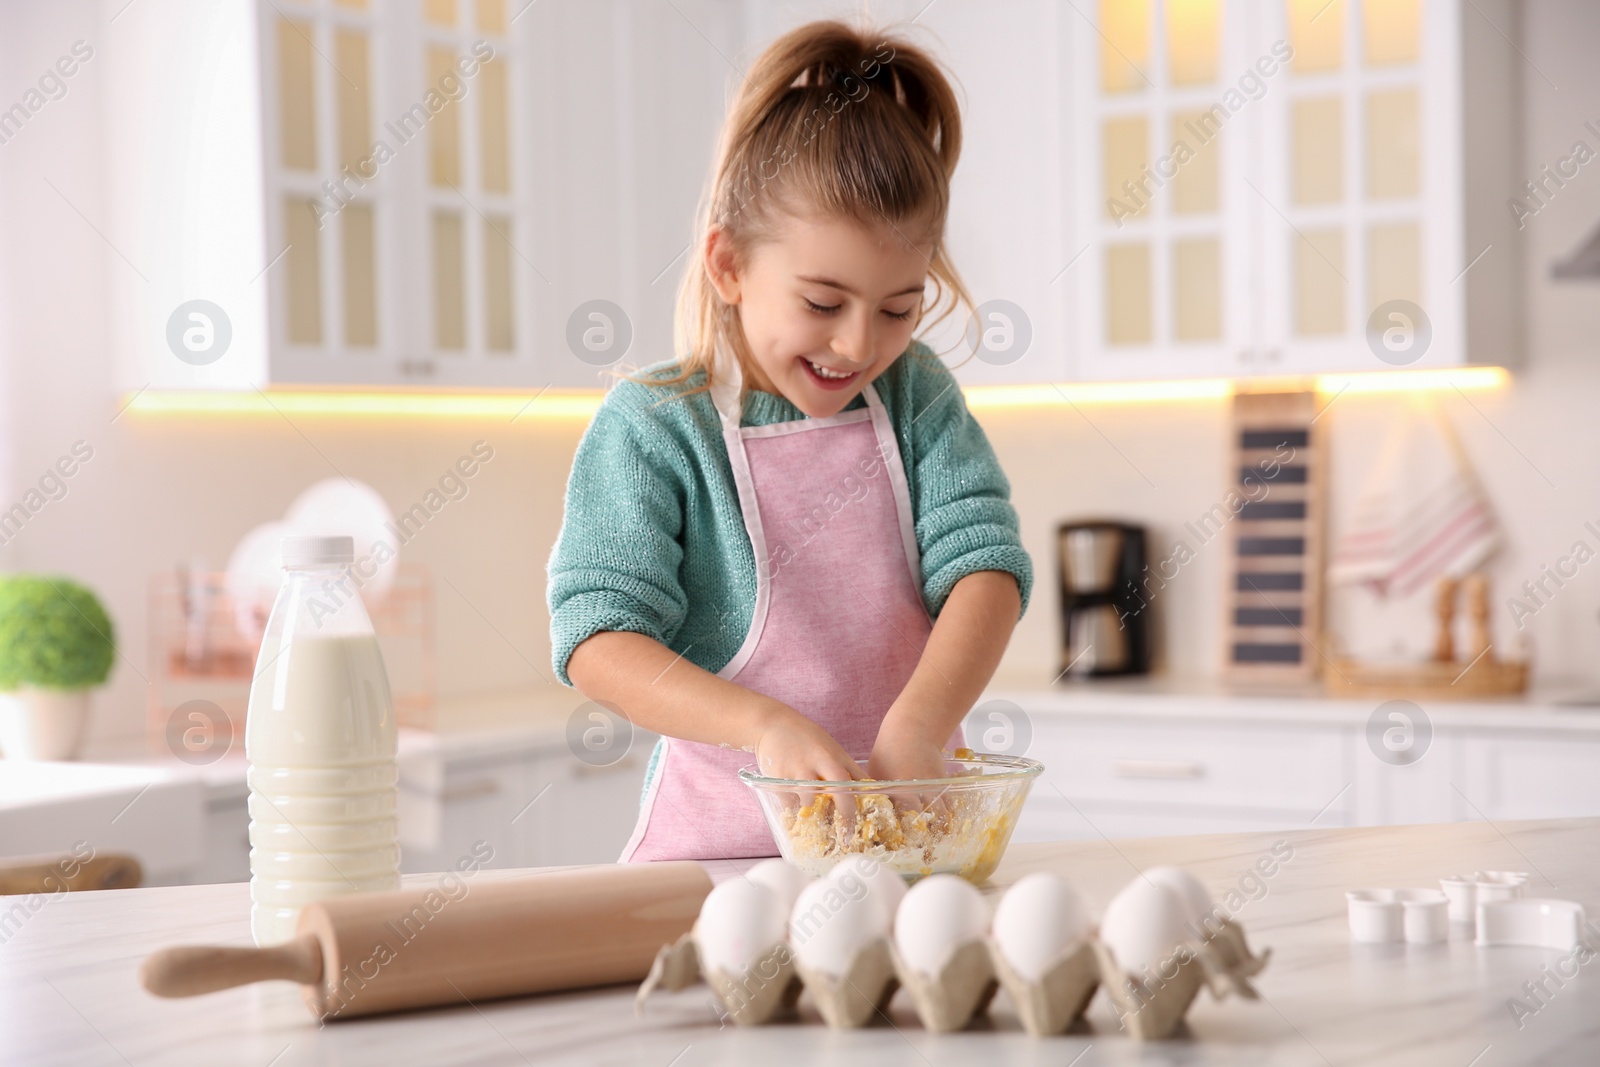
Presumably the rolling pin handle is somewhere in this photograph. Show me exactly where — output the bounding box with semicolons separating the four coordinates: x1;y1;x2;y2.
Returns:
139;933;323;998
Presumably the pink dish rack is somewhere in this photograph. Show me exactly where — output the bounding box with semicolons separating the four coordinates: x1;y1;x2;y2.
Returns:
145;563;436;760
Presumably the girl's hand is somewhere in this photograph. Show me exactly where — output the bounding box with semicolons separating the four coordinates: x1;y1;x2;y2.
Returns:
754;703;863;782
867;721;949;783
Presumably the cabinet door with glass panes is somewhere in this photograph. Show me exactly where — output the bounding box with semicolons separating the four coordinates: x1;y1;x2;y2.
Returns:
1258;0;1427;375
1069;0;1258;381
260;0;533;386
1070;0;1518;382
1254;0;1517;375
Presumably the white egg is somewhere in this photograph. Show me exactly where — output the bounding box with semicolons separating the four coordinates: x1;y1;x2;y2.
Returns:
1143;866;1215;930
893;874;989;978
745;858;812;915
991;872;1092;981
695;878;787;975
828;855;907;930
1099;877;1192;975
789;875;889;976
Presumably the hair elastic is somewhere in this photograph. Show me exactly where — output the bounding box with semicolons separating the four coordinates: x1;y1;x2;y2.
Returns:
831;62;890;91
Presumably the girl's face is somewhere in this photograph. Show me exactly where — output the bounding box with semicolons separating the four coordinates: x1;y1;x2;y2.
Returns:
708;214;932;418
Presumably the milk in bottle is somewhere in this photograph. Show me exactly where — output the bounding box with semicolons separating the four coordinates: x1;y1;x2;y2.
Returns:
245;535;400;945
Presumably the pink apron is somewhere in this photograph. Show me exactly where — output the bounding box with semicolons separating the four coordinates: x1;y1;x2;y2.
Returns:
620;359;959;862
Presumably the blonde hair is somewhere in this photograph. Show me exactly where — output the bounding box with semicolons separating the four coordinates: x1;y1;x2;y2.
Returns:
658;20;973;396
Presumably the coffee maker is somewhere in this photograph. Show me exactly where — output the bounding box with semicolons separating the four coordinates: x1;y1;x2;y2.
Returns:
1057;521;1150;678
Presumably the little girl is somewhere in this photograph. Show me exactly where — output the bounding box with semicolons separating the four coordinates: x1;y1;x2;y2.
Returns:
548;21;1031;862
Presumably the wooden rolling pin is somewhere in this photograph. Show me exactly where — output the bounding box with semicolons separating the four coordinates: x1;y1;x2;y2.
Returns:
140;861;711;1020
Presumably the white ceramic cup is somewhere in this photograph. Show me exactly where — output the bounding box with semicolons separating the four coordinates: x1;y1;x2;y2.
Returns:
1397;889;1448;944
1347;889;1403;943
1440;871;1528;926
1440;877;1476;923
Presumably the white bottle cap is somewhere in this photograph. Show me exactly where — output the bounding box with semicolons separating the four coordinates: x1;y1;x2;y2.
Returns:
281;535;354;568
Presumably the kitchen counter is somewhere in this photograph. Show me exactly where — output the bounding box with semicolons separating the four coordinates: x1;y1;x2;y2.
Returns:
17;679;1600;887
6;818;1600;1065
986;675;1600;731
6;690;650;883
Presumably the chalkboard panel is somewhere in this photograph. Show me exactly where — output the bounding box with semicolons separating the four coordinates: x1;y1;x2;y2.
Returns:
1240;428;1310;449
1235;607;1304;626
1225;391;1322;681
1233;642;1304;664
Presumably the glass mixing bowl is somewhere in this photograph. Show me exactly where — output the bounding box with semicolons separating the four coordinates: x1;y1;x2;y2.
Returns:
739;753;1043;883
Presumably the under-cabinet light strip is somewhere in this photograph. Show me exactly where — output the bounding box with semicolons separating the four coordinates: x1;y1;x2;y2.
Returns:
121;366;1510;418
963;365;1511;409
121;390;606;419
1312;365;1510;395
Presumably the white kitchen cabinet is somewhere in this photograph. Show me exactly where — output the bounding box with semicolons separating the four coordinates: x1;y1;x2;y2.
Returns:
1351;729;1467;827
528;744;653;866
0;764;205;887
1068;0;1520;381
395;724;653;872
1363;728;1600;827
920;0;1073;387
106;726;649;883
192;785;253;885
97;0;1523;392
397;750;536;874
101;0;734;391
106;0;544;390
1067;0;1258;381
1009;710;1355;841
1028;715;1351;812
979;686;1600;841
530;0;738;388
104;0;542;389
257;0;541;387
1458;733;1600;821
1013;797;1336;844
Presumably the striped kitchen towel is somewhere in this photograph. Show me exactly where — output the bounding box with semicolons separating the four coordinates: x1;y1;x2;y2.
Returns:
1328;400;1500;596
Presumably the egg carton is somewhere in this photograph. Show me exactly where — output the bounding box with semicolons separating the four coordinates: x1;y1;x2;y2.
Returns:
1093;918;1269;1040
636;927;1001;1032
636;917;1269;1038
636;933;804;1027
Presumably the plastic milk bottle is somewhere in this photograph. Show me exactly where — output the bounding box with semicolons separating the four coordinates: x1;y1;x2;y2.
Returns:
245;535;400;945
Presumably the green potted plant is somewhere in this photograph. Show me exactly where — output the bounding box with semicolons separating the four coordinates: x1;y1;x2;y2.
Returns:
0;575;115;760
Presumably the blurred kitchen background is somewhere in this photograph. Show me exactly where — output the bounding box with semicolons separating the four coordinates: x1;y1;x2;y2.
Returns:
3;0;1600;885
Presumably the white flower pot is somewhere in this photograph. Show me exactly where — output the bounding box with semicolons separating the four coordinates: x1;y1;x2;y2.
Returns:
0;686;92;760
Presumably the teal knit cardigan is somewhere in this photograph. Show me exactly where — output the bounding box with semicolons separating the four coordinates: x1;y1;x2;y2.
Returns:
547;343;1032;686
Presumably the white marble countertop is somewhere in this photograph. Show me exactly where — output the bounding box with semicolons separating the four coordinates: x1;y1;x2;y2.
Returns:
5;817;1600;1065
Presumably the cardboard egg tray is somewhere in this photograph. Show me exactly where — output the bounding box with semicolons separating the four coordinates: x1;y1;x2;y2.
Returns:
636;919;1269;1039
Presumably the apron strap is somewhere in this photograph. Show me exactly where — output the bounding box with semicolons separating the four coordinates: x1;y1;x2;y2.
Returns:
712;350;921;636
711;350;770;680
709;346;744;433
862;385;925;596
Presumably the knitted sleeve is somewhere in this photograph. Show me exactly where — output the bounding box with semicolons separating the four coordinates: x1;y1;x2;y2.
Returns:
547;384;689;685
902;352;1033;617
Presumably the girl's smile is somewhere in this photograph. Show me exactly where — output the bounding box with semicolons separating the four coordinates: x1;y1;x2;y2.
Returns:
800;357;862;390
706;213;934;418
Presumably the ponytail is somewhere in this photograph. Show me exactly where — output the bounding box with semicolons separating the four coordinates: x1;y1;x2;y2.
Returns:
656;20;973;397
